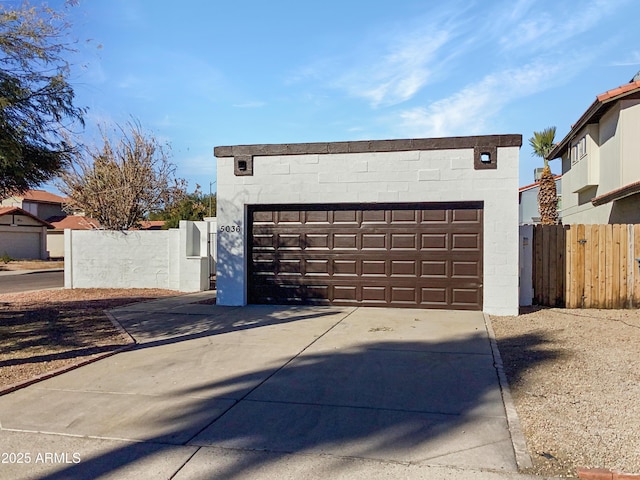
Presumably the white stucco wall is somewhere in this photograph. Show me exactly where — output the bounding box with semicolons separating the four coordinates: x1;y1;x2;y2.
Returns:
64;220;214;292
215;137;521;316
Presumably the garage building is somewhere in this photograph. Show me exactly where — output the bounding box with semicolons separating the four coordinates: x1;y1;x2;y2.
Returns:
214;135;521;316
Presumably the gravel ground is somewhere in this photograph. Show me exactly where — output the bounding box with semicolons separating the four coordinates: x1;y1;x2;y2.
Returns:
0;260;64;271
492;307;640;478
0;289;178;390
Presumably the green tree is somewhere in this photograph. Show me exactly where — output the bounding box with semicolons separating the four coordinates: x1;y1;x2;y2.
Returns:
529;127;559;225
58;121;184;230
0;1;85;197
149;185;216;228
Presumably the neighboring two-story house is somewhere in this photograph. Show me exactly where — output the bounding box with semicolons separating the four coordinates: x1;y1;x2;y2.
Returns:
1;189;67;220
547;77;640;224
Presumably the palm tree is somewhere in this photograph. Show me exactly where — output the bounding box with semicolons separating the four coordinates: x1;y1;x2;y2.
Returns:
529;127;559;225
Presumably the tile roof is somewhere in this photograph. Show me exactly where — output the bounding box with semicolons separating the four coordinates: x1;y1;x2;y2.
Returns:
596;80;640;102
518;174;562;192
547;80;640;160
138;220;166;230
0;206;54;228
591;180;640;206
46;215;100;230
17;189;68;204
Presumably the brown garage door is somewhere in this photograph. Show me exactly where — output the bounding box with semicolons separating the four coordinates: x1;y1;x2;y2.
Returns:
248;202;483;310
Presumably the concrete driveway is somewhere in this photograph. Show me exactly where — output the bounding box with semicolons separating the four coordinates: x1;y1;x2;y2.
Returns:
0;293;535;480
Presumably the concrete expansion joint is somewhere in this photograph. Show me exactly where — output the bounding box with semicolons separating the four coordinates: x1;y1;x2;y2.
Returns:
182;308;357;446
169;446;202;480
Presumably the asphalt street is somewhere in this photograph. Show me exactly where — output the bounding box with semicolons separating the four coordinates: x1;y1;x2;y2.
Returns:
0;270;64;294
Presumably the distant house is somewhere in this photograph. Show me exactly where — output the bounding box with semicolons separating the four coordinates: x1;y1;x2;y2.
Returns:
46;215;101;259
547;76;640;224
1;189;67;221
519;174;562;225
0;207;53;260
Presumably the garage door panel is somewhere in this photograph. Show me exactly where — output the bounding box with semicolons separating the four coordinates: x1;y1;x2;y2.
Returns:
252;234;274;249
333;210;358;223
391;260;416;276
278;211;302;223
277;234;302;249
334;286;357;301
304;234;329;249
452;233;481;250
362;233;386;249
421;209;448;223
362;260;386;276
249;203;483;310
452;261;481;278
421;260;448;277
391;233;417;249
305;259;330;275
362;210;386;223
362;286;387;302
452;209;482;223
334;234;357;249
421;287;449;306
305;210;330;223
422;233;448;250
391;210;418;223
391;287;417;303
452;288;482;307
333;259;357;276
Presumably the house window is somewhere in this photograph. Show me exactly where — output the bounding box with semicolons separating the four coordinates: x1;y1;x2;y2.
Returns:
571;136;587;165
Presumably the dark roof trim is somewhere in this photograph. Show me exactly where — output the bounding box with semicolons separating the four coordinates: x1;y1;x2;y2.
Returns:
547;81;640;161
214;134;522;158
591;180;640;207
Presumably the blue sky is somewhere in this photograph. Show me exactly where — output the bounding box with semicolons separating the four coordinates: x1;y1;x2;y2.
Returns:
46;0;640;190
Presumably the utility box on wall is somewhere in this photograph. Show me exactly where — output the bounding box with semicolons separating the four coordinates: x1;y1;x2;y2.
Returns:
214;135;522;316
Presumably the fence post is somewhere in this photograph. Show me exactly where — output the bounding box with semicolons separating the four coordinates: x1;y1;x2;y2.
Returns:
519;225;533;306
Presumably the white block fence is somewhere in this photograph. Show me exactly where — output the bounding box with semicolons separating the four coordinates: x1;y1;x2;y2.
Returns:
64;219;216;292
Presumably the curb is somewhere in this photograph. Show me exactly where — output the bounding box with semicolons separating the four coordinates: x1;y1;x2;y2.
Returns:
0;268;64;277
484;313;533;471
577;467;640;479
0;343;136;397
0;311;137;397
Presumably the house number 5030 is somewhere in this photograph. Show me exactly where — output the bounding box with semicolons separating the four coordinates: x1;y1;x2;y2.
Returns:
219;225;241;233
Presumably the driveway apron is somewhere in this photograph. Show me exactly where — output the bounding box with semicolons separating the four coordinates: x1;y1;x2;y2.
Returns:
0;295;519;478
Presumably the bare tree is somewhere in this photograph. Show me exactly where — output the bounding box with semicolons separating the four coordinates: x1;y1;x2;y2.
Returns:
58;121;185;230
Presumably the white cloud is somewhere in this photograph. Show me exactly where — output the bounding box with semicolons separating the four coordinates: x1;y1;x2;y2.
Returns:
610;51;640;67
396;61;565;137
499;0;630;53
289;9;465;108
335;28;452;107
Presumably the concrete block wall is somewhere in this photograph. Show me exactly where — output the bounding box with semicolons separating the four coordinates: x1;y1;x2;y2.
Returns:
64;220;215;292
215;135;522;316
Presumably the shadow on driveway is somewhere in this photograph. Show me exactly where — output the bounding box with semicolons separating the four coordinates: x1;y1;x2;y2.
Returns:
14;310;561;479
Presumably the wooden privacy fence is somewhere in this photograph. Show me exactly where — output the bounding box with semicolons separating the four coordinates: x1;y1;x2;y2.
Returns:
533;224;640;308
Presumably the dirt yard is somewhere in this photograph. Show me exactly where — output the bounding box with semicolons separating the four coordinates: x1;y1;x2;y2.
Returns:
0;289;177;390
492;307;640;478
0;259;64;271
